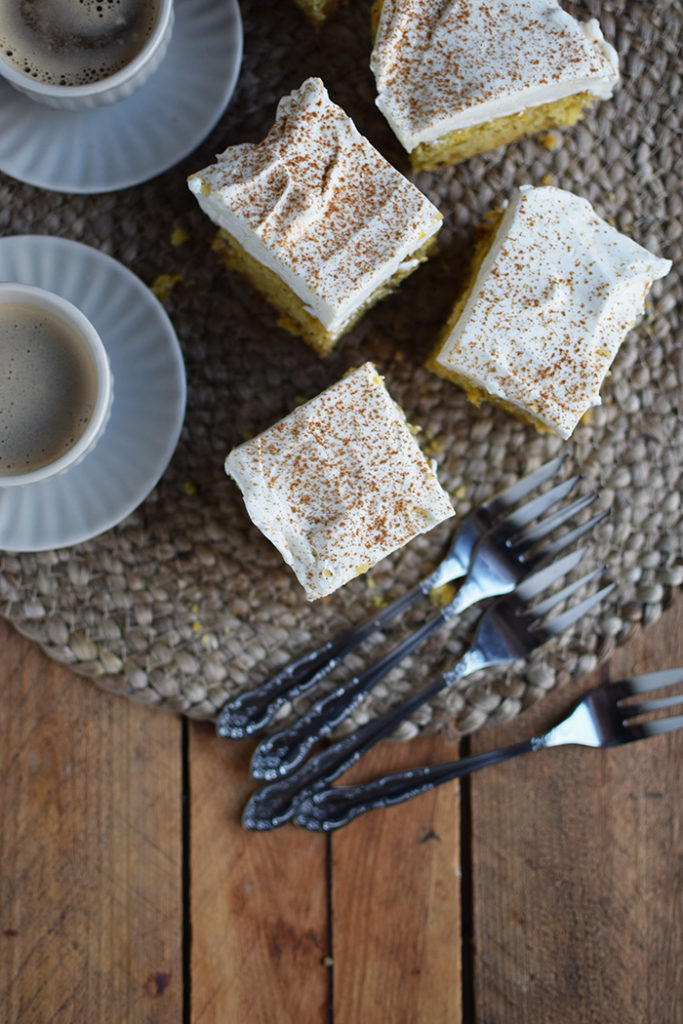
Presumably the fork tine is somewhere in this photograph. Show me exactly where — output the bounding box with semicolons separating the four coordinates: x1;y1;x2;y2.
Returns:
610;667;683;699
512;492;598;550
520;510;610;565
544;581;616;636
514;546;588;601
500;475;581;532
620;693;683;720
486;455;566;510
528;566;605;620
635;714;683;738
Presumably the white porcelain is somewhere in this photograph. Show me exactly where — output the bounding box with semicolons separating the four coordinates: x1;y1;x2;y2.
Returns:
0;0;242;194
0;0;174;110
0;282;113;487
0;236;186;552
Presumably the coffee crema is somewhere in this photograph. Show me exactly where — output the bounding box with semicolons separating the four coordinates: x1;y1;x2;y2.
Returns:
0;302;98;476
0;0;160;87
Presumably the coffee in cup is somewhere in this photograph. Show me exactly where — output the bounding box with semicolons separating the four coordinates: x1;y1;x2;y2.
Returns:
0;0;173;110
0;0;161;87
0;283;112;487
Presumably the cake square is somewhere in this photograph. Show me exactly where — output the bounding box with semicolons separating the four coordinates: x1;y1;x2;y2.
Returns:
225;363;454;600
427;185;672;439
188;78;442;356
370;0;620;171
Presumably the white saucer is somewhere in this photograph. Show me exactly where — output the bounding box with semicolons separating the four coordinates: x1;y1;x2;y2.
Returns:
0;236;186;552
0;0;242;194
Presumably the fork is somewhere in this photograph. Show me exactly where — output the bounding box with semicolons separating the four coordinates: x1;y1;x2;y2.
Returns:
248;485;606;781
242;552;615;830
293;667;683;832
217;456;569;739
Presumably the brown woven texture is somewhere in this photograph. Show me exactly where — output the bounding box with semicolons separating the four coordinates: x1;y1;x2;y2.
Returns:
1;0;681;740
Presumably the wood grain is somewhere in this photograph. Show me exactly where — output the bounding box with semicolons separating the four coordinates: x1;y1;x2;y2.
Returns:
469;597;683;1024
187;721;329;1024
1;593;681;1024
330;734;462;1024
0;618;183;1024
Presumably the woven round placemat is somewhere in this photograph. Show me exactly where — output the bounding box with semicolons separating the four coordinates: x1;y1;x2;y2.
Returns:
1;0;681;741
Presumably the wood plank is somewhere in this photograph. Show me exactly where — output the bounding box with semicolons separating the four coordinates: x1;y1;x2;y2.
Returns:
188;721;329;1024
469;596;683;1024
0;619;183;1024
330;734;462;1024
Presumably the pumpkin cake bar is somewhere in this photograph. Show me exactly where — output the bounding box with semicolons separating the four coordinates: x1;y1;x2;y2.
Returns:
427;185;672;439
370;0;620;171
188;78;442;356
225;363;454;600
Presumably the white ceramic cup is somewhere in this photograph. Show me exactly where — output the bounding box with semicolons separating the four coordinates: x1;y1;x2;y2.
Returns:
0;283;113;487
0;0;174;110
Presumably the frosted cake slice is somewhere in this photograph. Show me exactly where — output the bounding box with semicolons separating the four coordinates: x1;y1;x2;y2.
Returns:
225;363;454;600
188;78;442;356
428;186;672;439
370;0;620;171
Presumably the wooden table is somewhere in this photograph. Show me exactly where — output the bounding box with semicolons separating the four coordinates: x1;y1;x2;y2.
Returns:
1;595;681;1023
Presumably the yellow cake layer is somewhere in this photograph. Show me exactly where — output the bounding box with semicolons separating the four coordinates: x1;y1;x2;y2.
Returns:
426;214;552;434
409;93;596;172
212;229;437;357
370;0;383;36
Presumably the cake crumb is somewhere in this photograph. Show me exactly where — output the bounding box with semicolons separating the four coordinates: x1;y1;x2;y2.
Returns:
151;274;182;302
423;437;445;458
430;582;456;607
538;132;560;151
171;227;190;246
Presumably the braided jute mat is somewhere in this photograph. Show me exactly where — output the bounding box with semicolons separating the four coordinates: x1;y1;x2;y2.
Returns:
1;0;681;741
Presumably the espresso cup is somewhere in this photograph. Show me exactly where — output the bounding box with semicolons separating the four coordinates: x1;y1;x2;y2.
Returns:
0;0;174;110
0;283;113;487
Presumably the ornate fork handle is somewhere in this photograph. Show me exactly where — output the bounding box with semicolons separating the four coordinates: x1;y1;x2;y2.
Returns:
293;738;537;831
243;555;612;829
242;648;487;830
250;572;497;779
294;665;683;831
217;581;425;737
249;602;453;779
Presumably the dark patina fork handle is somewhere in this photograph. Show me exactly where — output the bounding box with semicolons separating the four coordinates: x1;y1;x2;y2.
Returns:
293;666;683;832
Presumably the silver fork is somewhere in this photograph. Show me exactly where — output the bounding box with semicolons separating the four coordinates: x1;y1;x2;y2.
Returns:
217;456;569;739
242;553;615;830
293;667;683;832
248;487;606;781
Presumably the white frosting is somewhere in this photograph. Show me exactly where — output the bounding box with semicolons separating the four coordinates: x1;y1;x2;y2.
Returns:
371;0;620;151
434;186;672;439
188;78;442;335
225;363;454;600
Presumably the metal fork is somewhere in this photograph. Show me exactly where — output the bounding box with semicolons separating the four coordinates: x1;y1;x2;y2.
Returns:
248;487;606;781
242;553;615;830
217;456;569;739
293;667;683;832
